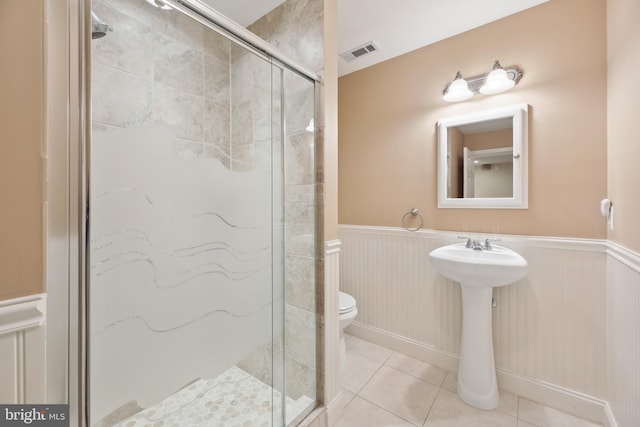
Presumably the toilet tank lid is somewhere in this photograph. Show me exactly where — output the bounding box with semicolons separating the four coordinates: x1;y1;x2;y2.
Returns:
339;291;356;313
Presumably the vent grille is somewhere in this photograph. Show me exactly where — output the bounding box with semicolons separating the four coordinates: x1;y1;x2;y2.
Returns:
340;41;379;62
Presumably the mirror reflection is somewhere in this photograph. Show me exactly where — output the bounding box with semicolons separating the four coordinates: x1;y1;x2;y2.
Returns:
437;104;528;209
447;117;513;199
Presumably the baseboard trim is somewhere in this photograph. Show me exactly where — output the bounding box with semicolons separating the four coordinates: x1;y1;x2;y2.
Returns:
346;321;606;424
346;322;459;372
324;391;350;427
496;370;605;424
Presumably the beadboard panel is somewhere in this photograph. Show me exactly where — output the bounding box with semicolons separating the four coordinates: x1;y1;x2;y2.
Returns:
606;242;640;427
340;227;462;353
0;294;46;404
339;225;607;399
323;240;344;427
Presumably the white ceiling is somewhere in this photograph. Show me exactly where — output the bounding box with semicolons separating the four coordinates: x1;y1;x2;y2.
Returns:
337;0;549;76
203;0;549;76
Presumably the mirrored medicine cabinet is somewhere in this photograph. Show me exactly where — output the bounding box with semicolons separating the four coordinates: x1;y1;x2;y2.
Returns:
437;104;528;208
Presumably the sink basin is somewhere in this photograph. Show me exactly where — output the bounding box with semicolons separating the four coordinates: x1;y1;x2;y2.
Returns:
429;242;527;287
429;242;527;410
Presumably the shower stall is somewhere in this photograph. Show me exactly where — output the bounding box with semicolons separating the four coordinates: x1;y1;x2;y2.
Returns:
86;0;320;425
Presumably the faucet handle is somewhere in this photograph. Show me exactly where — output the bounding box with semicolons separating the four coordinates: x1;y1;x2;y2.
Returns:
484;237;501;250
457;235;473;248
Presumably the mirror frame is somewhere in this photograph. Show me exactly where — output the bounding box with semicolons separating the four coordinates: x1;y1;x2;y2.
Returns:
437;103;528;209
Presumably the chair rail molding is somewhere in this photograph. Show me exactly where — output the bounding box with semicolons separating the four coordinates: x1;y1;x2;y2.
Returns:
0;293;46;336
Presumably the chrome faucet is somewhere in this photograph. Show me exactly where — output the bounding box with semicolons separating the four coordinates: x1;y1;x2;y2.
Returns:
459;236;500;250
462;237;483;249
471;240;485;250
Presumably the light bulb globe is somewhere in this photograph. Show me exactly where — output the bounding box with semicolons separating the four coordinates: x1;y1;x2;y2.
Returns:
479;68;515;95
443;77;474;102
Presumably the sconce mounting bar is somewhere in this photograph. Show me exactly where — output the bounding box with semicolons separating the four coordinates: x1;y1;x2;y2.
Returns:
442;66;523;95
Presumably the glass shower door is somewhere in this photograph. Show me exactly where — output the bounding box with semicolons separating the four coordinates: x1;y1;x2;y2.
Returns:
89;1;286;425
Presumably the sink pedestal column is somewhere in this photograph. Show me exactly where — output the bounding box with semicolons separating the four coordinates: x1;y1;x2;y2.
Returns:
457;284;499;410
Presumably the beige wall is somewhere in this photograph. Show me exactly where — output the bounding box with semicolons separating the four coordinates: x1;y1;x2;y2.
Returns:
464;128;512;151
607;0;640;253
0;0;45;300
338;0;607;238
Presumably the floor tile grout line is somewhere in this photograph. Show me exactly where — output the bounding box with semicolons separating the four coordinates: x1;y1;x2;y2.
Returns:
369;379;514;426
420;385;443;427
345;347;438;427
358;360;443;427
340;348;388;395
352;357;387;395
382;354;449;389
346;340;453;426
376;363;440;390
345;338;394;365
355;393;424;427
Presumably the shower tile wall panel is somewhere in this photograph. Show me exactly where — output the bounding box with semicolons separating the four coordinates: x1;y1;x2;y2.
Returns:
248;0;324;73
606;245;640;427
92;0;231;161
339;226;607;400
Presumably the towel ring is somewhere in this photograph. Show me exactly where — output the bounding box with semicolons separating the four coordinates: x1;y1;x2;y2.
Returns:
402;208;423;232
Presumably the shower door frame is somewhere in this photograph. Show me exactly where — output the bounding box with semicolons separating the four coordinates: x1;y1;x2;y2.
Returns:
48;0;322;426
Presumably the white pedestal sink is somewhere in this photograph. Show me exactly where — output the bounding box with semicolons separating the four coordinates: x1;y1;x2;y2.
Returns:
429;241;527;410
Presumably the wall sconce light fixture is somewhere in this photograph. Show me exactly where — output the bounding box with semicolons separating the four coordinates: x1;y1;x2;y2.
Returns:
443;60;522;103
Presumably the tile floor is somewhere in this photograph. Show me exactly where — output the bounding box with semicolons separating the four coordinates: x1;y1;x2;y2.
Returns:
335;334;602;427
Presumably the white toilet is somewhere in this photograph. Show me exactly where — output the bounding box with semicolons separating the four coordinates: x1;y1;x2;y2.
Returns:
338;291;358;366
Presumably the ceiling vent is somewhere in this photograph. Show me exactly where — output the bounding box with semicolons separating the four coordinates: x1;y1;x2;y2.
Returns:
339;41;379;62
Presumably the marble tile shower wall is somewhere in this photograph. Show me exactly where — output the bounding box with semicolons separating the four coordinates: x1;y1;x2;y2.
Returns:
92;0;231;164
227;44;277;172
248;0;324;72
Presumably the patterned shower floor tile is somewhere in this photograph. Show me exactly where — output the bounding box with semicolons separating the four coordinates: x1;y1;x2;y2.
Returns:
115;366;312;427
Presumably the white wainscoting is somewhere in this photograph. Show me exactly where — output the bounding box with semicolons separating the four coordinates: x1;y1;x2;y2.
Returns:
606;242;640;427
0;294;46;404
323;240;350;427
339;225;609;423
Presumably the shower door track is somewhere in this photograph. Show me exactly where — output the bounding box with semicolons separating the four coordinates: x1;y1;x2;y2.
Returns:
168;0;321;84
